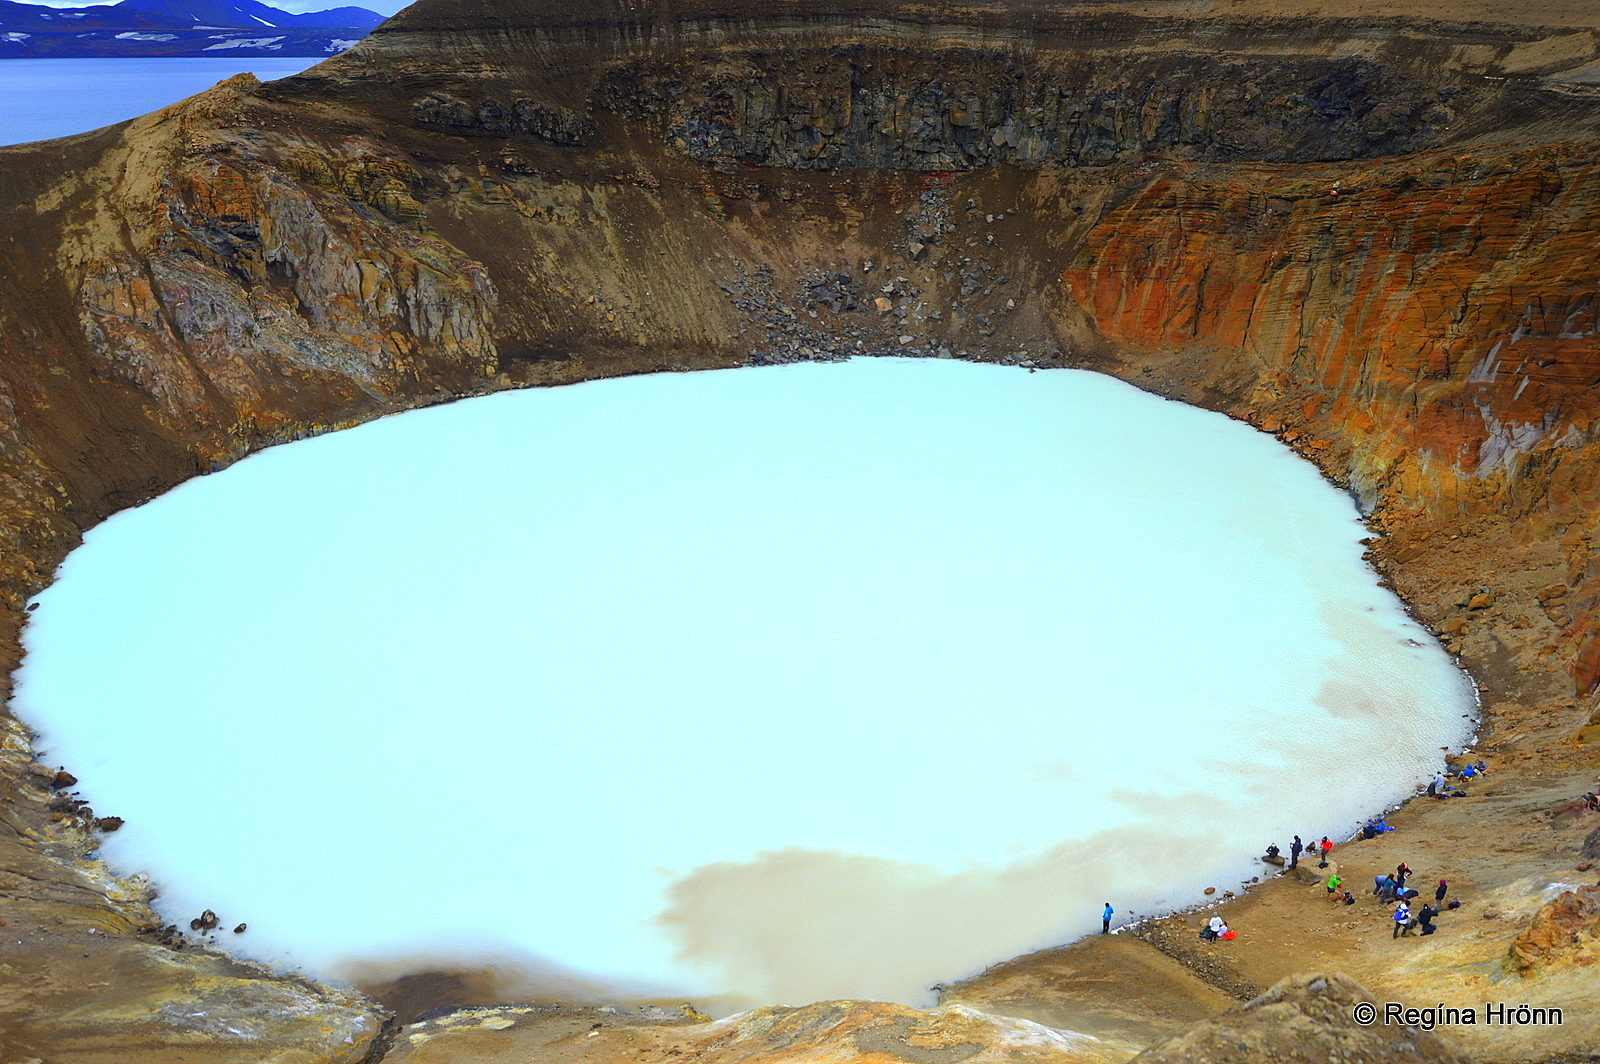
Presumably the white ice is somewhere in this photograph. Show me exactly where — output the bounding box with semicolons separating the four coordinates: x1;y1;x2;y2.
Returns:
14;358;1475;1010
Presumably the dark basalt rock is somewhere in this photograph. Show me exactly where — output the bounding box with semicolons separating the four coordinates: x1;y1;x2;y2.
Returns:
412;93;596;145
612;53;1459;171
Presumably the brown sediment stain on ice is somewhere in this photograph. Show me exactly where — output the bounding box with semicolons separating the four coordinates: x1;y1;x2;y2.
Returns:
657;829;1229;1007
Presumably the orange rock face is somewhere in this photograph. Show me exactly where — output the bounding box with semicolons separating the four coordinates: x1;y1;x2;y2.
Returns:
1509;883;1600;973
1063;142;1600;692
1065;144;1600;502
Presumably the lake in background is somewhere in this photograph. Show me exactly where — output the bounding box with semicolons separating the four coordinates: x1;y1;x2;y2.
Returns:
0;56;323;146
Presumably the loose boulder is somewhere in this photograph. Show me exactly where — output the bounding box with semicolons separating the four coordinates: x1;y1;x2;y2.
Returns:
1509;884;1600;974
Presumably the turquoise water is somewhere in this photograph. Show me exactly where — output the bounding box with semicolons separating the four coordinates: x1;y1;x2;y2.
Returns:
14;358;1475;1009
0;57;323;146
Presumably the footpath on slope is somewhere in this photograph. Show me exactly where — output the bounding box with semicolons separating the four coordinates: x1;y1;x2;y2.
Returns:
950;756;1600;1059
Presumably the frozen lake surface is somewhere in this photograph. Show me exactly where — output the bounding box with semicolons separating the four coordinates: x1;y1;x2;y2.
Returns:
16;358;1475;1010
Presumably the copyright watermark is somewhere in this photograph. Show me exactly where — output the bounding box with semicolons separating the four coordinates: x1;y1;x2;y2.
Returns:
1351;1002;1562;1030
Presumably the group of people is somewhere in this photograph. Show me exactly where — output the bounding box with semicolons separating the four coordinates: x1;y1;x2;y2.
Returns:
1285;835;1333;869
1246;807;1470;945
1392;873;1451;936
1427;760;1487;798
1358;817;1394;839
1198;765;1489;950
1369;861;1458;936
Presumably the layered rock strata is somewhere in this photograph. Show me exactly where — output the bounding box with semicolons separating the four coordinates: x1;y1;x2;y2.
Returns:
3;0;1600;1061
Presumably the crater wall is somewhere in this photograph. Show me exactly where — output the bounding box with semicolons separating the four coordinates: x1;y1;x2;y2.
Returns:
3;0;1600;1060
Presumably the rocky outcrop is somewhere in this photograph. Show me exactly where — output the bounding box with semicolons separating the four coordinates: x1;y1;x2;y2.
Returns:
1062;146;1600;509
1131;973;1472;1064
413;93;595;145
606;51;1465;171
385;1000;1130;1064
1509;884;1600;974
77;109;498;443
277;0;1600;187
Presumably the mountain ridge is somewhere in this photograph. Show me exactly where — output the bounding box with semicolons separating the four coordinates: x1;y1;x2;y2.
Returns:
0;0;382;56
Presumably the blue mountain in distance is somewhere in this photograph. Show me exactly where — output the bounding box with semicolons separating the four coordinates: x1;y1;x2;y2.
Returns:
0;0;384;57
109;0;382;30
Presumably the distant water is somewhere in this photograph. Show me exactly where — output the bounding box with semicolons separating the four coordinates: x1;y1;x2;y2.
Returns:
0;57;322;146
15;359;1475;1011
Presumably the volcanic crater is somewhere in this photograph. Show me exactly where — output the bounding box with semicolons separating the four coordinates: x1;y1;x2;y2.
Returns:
4;1;1600;1062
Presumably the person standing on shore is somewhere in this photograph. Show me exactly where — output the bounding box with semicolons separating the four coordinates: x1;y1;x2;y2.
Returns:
1435;879;1448;904
1290;836;1304;868
1393;901;1412;937
1318;837;1332;865
1102;903;1113;934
